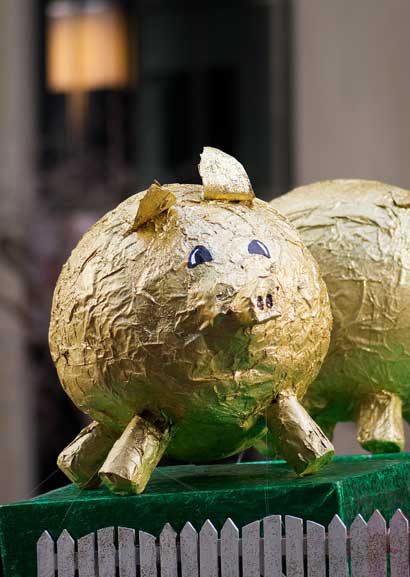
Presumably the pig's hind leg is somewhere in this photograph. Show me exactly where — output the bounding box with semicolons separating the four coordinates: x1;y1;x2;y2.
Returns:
356;390;404;453
57;421;120;488
99;414;171;494
266;392;334;475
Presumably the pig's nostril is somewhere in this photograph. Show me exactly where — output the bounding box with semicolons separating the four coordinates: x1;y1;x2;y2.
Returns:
257;296;264;310
266;294;273;308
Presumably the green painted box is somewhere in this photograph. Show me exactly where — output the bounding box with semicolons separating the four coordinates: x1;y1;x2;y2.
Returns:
2;454;410;577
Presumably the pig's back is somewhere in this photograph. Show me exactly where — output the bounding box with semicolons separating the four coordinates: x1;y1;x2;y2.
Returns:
273;180;410;413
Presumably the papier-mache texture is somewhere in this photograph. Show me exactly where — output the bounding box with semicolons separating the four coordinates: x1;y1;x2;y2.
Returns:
273;179;410;453
49;147;333;495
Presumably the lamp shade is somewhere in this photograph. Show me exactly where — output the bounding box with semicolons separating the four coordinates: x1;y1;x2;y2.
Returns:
47;1;130;92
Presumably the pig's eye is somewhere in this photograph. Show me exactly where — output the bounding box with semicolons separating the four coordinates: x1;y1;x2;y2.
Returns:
248;240;271;258
188;245;213;268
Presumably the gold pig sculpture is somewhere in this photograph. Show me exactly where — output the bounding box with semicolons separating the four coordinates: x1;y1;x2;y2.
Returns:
50;148;334;495
273;179;410;454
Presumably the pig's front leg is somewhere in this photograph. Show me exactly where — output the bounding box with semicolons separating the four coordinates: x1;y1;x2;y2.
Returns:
58;421;120;488
266;392;334;475
99;414;171;495
356;390;404;453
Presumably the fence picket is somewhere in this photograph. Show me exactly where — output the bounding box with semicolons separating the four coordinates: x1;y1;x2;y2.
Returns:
328;515;347;577
118;527;136;577
97;527;116;577
139;531;158;577
199;520;218;577
368;510;387;577
263;515;282;577
77;532;96;577
307;521;325;577
285;515;304;577
242;520;260;577
220;518;239;577
390;510;409;577
57;529;75;577
351;514;369;577
160;523;178;577
180;522;199;577
37;531;55;577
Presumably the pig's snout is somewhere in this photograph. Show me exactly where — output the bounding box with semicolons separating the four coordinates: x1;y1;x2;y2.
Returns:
194;282;281;332
228;287;281;326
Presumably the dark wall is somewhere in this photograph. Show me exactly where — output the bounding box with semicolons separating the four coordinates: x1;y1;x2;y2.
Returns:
135;0;292;198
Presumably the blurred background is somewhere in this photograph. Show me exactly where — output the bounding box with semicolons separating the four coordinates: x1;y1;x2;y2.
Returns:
1;0;410;504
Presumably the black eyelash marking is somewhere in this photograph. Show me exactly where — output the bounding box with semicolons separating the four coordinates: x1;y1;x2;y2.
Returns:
248;240;271;258
188;245;213;268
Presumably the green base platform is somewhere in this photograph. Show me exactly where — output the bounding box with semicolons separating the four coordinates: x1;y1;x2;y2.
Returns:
2;454;410;576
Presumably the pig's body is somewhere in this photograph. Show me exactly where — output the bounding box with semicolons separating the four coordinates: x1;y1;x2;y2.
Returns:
50;148;333;494
272;179;410;453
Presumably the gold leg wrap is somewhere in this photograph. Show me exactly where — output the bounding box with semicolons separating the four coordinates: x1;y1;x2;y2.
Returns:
266;392;334;476
57;421;119;488
99;414;171;495
356;390;404;453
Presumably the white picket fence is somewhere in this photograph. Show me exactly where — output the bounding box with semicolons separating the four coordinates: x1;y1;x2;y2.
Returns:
36;509;410;577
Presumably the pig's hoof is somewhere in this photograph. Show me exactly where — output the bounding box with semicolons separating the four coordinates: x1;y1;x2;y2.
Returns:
361;439;402;453
57;421;120;488
99;414;171;495
266;392;334;476
356;391;404;454
297;446;334;476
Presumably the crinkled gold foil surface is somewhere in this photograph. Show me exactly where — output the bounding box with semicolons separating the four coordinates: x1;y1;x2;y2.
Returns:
272;180;410;445
49;170;331;463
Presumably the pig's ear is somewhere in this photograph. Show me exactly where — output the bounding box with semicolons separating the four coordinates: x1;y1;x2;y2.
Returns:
199;147;255;202
131;181;176;231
